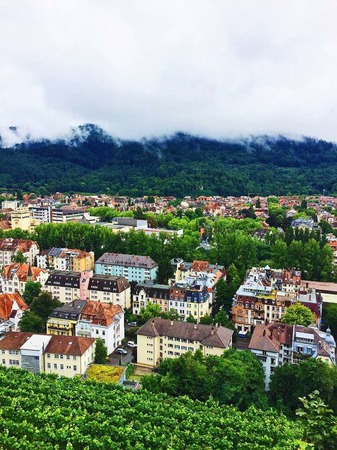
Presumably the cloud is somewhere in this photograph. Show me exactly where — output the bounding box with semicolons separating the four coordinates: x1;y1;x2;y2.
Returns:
1;0;337;143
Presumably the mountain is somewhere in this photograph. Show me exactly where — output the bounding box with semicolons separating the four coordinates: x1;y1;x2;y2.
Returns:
0;124;336;197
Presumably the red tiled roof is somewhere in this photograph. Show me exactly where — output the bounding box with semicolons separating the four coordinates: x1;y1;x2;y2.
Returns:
45;335;95;356
0;292;28;321
0;332;33;350
80;302;123;327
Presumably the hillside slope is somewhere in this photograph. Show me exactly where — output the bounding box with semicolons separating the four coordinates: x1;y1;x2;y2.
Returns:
1;125;336;196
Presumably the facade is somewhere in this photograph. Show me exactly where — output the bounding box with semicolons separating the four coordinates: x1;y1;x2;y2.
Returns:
0;332;95;377
0;238;39;269
249;322;336;387
0;292;28;334
95;253;158;283
136;318;233;367
172;259;226;285
36;247;95;271
0;263;49;295
44;270;131;308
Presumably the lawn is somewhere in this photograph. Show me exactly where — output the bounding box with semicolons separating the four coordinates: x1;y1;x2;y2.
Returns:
86;364;126;383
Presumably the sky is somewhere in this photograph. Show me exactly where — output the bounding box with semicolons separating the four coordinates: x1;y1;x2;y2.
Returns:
1;1;337;144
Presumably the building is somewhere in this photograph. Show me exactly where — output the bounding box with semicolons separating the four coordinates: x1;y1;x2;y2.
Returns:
132;282;170;316
10;208;32;231
36;247;95;271
173;259;226;286
231;267;322;332
0;292;28;334
249;322;336;387
44;335;95;377
95;253;158;283
44;270;131;308
46;300;87;336
76;303;124;354
0;238;39;269
0;332;96;377
136;318;233;367
0;263;49;295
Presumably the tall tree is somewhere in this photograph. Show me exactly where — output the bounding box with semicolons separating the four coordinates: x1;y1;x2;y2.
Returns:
94;338;108;363
281;303;315;327
22;281;42;306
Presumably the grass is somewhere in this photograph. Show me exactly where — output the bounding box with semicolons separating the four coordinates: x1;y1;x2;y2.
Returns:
86;364;125;383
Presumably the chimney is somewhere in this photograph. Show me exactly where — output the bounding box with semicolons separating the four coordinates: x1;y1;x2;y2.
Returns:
194;324;197;329
211;326;215;335
170;320;173;326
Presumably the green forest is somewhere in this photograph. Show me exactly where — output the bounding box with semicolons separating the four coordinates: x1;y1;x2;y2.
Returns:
0;365;335;449
1;125;337;196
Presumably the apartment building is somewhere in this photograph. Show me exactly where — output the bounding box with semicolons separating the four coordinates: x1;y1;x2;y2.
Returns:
137;318;233;367
44;270;131;308
36;247;95;271
95;253;158;283
0;292;28;334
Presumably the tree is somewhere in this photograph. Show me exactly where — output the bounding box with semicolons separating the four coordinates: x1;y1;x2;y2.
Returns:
156;257;174;284
22;281;42;306
186;314;195;323
323;303;337;338
161;309;180;321
199;314;213;325
19;311;44;333
30;291;63;329
94;338;108;363
140;302;161;321
281;303;315;326
13;250;27;263
296;390;337;449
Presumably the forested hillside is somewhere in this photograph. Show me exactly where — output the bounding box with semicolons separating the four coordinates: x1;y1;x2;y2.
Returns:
1;125;337;196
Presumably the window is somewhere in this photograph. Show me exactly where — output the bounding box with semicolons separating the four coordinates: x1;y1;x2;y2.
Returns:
73;356;76;360
60;364;64;370
67;355;70;360
2;359;5;364
47;363;51;369
54;364;57;369
73;365;77;371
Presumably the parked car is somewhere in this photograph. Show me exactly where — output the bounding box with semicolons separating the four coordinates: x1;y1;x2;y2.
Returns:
127;341;137;348
127;322;138;327
238;330;248;339
116;348;128;355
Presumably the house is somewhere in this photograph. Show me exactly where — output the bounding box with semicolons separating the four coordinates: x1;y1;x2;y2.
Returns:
0;263;49;295
249;322;336;387
95;253;158;283
0;332;96;377
0;292;28;334
44;335;95;377
136;318;233;367
0;238;39;269
44;270;131;308
76;303;124;354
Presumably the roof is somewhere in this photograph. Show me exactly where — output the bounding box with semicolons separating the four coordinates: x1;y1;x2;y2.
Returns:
45;335;95;356
0;332;33;350
45;271;81;288
2;263;46;282
137;318;233;348
249;323;293;353
134;282;170;298
0;238;38;253
48;299;87;320
95;252;158;269
89;274;130;293
0;292;28;321
80;302;123;326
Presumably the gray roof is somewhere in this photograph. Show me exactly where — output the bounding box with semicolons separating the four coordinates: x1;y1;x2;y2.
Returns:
137;318;233;349
96;252;158;269
89;274;130;293
45;271;81;288
48;299;87;320
134;282;170;298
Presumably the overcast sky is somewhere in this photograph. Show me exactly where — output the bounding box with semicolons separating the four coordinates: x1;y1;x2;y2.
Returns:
1;1;337;143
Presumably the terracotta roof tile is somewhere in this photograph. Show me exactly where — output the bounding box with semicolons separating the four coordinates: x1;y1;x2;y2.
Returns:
0;332;33;350
45;335;95;356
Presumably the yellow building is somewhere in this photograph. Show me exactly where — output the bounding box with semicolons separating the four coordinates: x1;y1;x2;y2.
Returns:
44;335;96;377
10;208;39;232
46;300;87;336
136;318;233;367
